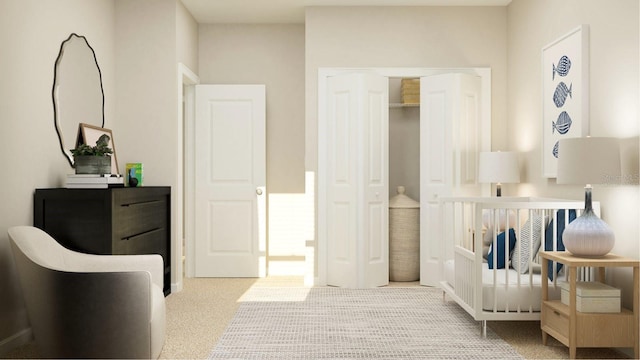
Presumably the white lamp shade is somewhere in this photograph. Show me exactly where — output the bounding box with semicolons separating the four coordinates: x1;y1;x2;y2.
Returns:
556;137;620;257
556;137;621;185
478;152;520;184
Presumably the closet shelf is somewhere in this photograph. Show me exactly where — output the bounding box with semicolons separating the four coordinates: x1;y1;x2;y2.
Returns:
389;103;419;108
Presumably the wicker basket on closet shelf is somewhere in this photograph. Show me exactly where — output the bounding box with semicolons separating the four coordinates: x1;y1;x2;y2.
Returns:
401;78;420;104
389;186;420;282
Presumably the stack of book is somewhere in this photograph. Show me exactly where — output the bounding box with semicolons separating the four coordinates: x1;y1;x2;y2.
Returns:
401;78;420;104
66;174;124;189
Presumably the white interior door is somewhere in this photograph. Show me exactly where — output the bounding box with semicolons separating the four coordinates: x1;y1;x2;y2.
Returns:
194;85;266;277
420;73;484;286
324;73;389;288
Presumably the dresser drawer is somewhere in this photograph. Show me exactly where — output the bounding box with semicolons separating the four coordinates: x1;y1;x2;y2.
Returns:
113;199;167;239
126;228;167;260
542;302;569;339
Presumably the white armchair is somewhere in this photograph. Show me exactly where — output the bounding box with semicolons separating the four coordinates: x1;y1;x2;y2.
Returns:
8;226;166;359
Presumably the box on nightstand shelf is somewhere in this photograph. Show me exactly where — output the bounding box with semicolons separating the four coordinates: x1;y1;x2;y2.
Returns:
560;281;621;313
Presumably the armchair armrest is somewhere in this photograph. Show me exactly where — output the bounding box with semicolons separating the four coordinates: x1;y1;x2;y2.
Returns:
63;251;164;290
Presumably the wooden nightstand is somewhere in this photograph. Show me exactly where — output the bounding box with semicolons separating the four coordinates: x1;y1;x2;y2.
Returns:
539;251;639;359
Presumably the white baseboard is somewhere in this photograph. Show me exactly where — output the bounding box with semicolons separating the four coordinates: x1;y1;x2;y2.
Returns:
0;328;33;357
171;280;183;293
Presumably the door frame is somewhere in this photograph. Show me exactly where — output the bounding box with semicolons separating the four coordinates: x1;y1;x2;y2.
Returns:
183;82;267;279
317;67;491;286
178;63;199;282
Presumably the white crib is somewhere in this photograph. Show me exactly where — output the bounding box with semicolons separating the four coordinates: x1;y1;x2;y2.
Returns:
438;197;599;335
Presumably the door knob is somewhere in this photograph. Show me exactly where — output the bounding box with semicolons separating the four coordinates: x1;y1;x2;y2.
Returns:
256;188;263;195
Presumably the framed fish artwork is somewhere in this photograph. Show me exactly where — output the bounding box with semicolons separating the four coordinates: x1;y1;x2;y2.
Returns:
542;25;589;178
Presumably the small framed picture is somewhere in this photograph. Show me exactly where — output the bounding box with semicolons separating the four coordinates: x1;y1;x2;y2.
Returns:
76;123;120;175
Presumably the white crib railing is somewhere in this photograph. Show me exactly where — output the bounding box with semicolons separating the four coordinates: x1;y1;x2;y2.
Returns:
438;197;600;333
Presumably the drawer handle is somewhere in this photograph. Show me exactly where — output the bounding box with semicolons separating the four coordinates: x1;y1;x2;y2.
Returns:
120;199;161;207
122;227;162;241
553;310;560;316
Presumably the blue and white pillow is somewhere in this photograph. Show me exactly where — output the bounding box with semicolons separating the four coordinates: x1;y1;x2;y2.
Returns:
487;228;517;269
544;209;577;280
511;213;545;274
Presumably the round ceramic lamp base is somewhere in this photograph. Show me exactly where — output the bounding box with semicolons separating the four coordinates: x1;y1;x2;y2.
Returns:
563;211;615;257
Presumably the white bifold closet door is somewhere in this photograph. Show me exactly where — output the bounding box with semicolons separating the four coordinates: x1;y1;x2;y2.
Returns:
325;73;389;288
322;72;484;288
420;73;483;286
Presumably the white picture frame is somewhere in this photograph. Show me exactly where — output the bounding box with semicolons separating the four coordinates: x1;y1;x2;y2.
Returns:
542;25;589;178
76;123;120;175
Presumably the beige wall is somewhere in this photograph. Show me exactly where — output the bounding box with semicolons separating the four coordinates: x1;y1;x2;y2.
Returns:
115;0;198;291
389;79;421;201
177;1;199;72
115;0;177;180
0;0;197;352
305;6;509;173
198;24;306;194
198;24;307;273
0;0;116;352
114;0;197;183
507;0;639;309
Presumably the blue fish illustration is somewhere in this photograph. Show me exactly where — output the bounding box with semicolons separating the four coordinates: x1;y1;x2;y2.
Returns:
553;82;572;108
552;55;571;80
553;111;572;134
552;141;559;158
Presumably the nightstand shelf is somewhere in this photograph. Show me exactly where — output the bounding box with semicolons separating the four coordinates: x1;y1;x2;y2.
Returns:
539;251;639;359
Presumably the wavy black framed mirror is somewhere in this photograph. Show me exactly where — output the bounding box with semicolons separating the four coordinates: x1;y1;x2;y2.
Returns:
52;33;105;167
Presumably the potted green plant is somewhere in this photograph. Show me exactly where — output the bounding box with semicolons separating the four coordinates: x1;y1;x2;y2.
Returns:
70;134;113;174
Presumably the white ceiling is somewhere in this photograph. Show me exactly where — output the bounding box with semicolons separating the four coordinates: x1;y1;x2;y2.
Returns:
181;0;512;24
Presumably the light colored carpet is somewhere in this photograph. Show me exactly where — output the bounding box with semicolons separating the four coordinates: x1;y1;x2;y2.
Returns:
3;277;629;359
209;286;523;359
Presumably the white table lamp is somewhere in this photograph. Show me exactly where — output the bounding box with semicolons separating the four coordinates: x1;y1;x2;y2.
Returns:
478;151;520;197
556;137;621;257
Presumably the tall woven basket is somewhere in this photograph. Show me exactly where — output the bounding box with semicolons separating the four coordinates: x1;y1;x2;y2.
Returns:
389;186;420;281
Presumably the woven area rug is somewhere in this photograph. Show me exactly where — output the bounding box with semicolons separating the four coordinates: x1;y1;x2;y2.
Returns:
209;287;523;359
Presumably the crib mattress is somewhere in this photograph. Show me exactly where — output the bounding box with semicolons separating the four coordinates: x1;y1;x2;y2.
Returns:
444;260;561;312
480;263;562;311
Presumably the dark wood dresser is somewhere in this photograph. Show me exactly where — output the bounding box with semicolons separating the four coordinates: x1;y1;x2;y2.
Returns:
33;187;171;296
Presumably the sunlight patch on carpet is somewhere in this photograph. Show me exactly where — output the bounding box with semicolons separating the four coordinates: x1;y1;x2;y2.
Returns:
239;287;312;302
